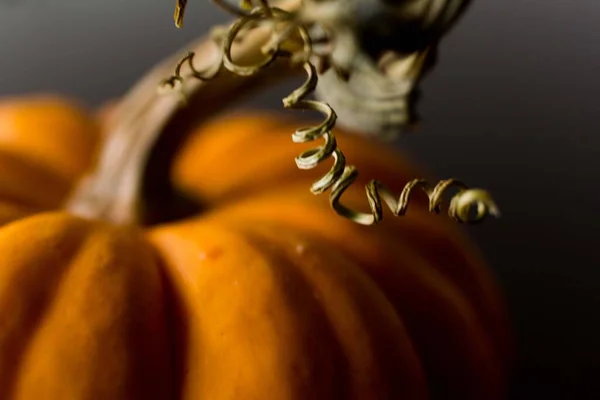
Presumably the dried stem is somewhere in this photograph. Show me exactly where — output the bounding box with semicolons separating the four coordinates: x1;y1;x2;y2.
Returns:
64;0;302;225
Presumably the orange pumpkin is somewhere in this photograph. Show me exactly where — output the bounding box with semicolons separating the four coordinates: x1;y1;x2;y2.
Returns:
0;96;101;224
167;113;512;398
0;97;511;399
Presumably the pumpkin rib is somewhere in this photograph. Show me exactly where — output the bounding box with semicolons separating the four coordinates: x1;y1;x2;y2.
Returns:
228;227;353;399
9;231;101;399
151;247;189;400
211;182;512;376
0;214;89;399
203;199;505;398
198;183;507;338
374;205;513;372
149;223;348;399
0;213;173;400
238;224;429;399
149;220;430;399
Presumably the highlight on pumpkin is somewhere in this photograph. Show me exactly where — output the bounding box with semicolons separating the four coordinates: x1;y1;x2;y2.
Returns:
162;0;500;225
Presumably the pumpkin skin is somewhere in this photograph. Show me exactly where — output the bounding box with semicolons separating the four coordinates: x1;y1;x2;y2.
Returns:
0;108;511;399
168;113;511;398
172;112;511;364
0;213;173;399
172;112;425;205
174;185;506;398
150;222;431;399
0;96;101;223
0;210;431;400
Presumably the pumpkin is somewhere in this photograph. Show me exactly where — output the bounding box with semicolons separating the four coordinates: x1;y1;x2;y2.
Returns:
0;96;101;224
166;112;513;398
0;93;511;398
0;17;510;395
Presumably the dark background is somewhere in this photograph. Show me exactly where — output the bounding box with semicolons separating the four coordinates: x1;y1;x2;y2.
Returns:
1;1;598;398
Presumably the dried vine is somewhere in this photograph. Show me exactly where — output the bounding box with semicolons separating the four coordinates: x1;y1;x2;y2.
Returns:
163;0;499;224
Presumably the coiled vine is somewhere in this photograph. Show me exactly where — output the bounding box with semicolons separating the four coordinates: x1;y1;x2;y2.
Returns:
162;0;500;225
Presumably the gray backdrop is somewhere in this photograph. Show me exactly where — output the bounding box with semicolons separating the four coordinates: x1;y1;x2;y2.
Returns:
1;1;598;398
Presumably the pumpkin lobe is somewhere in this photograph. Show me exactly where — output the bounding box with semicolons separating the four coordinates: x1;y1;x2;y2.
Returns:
0;212;174;400
148;220;429;399
199;186;508;399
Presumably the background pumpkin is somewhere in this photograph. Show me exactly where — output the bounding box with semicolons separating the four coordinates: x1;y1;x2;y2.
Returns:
0;96;101;224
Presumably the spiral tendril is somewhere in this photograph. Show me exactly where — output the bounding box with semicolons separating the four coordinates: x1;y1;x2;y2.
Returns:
164;0;500;225
159;51;224;104
281;55;500;224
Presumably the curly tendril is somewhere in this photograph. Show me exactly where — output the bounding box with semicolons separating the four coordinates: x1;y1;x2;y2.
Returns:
164;0;500;225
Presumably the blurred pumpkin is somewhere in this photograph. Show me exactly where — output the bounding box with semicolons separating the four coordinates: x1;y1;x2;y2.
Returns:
0;100;511;399
0;96;101;224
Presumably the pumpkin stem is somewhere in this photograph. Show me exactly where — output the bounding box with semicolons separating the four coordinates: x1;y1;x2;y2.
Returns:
64;2;302;226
